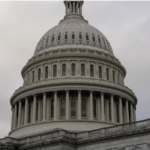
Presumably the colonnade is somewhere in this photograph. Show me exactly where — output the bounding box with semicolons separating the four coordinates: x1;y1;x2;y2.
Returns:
11;90;136;131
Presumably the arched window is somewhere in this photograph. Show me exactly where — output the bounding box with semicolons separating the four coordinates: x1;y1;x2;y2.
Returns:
113;70;115;82
51;100;54;118
36;102;38;121
46;37;49;44
62;64;66;76
38;68;41;81
86;34;89;41
45;66;48;79
106;68;109;80
53;65;57;77
72;63;75;76
32;71;35;82
81;98;86;117
71;98;76;117
65;32;68;40
99;66;102;78
72;33;75;40
98;37;101;44
58;34;61;41
81;64;85;76
51;35;54;42
79;32;82;40
93;99;97;118
90;65;94;77
60;98;66;117
93;36;95;42
28;104;32;123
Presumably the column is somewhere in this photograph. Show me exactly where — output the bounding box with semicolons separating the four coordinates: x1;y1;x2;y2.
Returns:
105;100;109;121
134;107;136;122
24;97;28;125
32;95;36;123
111;94;115;122
18;101;22;127
76;2;79;13
101;92;105;121
42;93;46;121
130;103;134;122
119;97;123;124
66;90;69;119
73;1;75;12
11;107;14;130
89;91;93;120
13;104;17;128
69;2;72;13
78;90;81;119
125;100;129;123
54;91;57;120
65;3;68;15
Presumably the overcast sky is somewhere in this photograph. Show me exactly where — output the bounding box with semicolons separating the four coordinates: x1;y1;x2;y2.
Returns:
0;1;150;138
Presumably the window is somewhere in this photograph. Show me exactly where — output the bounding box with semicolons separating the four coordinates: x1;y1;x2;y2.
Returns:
93;99;97;118
60;98;66;117
118;72;120;83
58;34;61;41
81;64;85;76
86;34;89;41
113;70;115;82
72;33;75;40
99;66;102;78
72;63;75;76
62;64;66;76
38;68;41;81
45;66;48;79
90;65;94;77
106;68;109;80
81;98;86;117
28;104;32;123
53;65;57;77
98;37;101;44
79;32;82;40
93;36;95;42
65;32;68;40
116;104;119;122
46;37;49;44
36;102;38;121
71;98;76;117
103;38;106;46
51;35;54;42
51;100;54;118
32;71;35;82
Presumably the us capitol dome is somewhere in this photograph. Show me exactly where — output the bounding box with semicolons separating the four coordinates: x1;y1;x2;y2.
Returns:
9;1;137;139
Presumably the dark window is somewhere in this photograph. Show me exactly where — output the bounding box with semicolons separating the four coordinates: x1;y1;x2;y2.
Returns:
93;99;97;118
62;64;66;76
38;68;41;81
90;65;94;77
58;34;61;41
53;65;57;77
65;33;68;40
86;34;89;40
32;71;35;82
118;72;120;83
51;36;54;42
81;98;86;117
72;33;75;40
106;68;109;80
51;100;54;118
45;66;48;79
99;66;102;78
98;37;101;44
81;64;85;76
113;70;115;82
61;98;66;117
79;33;82;40
28;104;32;123
72;63;75;76
46;37;49;44
93;36;95;42
71;98;76;117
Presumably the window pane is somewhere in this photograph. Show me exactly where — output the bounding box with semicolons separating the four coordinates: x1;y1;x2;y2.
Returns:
45;66;48;79
99;66;102;78
113;71;115;82
72;34;75;39
93;36;95;42
86;34;89;40
93;99;96;118
32;71;34;82
72;64;75;76
53;65;57;77
81;98;86;117
52;36;54;42
79;33;82;40
62;64;66;76
51;100;54;118
106;68;109;80
58;35;61;41
65;34;67;40
46;37;49;44
38;69;41;81
71;98;76;117
90;65;94;77
81;64;85;76
98;38;101;44
61;99;66;117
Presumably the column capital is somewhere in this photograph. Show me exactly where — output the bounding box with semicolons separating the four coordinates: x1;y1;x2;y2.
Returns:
53;90;57;94
100;92;105;95
90;90;93;94
42;92;46;95
78;90;82;93
65;90;69;92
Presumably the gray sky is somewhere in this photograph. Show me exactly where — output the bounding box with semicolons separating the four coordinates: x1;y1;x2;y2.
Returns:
0;1;150;138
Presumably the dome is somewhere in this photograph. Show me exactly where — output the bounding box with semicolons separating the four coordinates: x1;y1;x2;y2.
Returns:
34;4;113;56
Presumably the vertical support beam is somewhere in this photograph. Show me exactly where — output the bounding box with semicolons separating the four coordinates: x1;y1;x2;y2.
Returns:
73;1;75;12
13;104;17;128
134;106;136;122
76;2;79;13
101;92;105;121
65;3;67;15
126;100;129;123
11;107;14;130
66;90;69;119
78;90;81;119
89;91;93;120
24;97;28;125
54;91;57;120
130;103;134;122
111;94;115;122
32;95;36;123
119;97;123;124
18;101;22;127
69;2;72;13
43;93;46;121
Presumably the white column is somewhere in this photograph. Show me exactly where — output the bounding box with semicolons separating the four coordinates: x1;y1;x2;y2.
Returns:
126;100;129;123
78;90;81;119
101;92;105;121
11;107;14;130
18;101;22;127
76;2;79;13
73;1;75;12
111;94;115;122
89;91;93;120
69;2;72;13
13;104;17;128
119;97;123;124
65;3;67;15
130;103;134;122
32;95;36;123
43;93;46;121
134;106;136;122
24;97;28;125
54;91;57;120
66;90;69;119
105;100;109;121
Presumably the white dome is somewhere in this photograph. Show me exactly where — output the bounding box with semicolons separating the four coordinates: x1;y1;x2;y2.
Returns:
34;13;114;56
